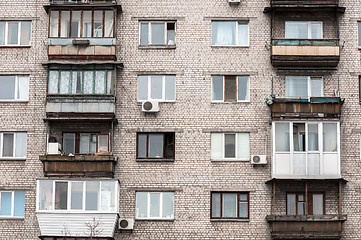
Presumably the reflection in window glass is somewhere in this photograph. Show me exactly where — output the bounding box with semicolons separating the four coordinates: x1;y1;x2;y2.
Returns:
86;181;99;211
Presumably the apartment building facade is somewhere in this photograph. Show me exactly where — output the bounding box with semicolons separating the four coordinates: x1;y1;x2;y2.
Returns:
0;0;361;239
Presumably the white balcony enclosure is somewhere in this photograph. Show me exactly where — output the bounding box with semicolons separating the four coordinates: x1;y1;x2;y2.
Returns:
272;121;340;179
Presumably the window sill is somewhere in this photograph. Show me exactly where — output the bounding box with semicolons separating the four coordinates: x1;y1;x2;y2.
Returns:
212;45;249;48
137;100;176;104
211;219;249;222
136;158;175;162
135;218;174;222
0;158;26;161
139;45;176;50
211;159;249;162
211;101;250;104
0;45;31;48
0;217;25;220
0;100;29;103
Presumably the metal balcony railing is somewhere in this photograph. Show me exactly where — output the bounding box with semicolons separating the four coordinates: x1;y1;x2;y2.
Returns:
272;39;339;47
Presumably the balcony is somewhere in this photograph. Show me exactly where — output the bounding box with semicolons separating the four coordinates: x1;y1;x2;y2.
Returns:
266;214;346;239
49;0;116;4
270;97;343;119
270;0;340;8
271;39;340;69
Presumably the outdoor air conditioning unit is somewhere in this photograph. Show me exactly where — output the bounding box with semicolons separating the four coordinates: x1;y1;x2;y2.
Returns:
251;155;267;165
228;0;241;4
142;100;159;112
119;218;134;230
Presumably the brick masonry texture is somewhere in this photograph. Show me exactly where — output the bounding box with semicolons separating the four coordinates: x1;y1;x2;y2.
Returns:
0;0;360;239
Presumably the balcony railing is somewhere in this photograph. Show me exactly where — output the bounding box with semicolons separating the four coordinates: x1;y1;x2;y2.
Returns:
272;39;339;47
49;0;116;4
270;0;339;7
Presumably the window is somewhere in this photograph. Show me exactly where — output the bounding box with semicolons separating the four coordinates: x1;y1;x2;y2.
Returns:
0;76;29;101
0;132;27;159
37;180;118;212
137;133;174;160
140;21;176;46
212;76;250;102
287;193;324;215
138;75;175;101
63;133;110;154
211;133;249;160
0;21;31;46
0;191;25;218
211;192;249;219
285;76;323;98
285;21;323;39
48;70;114;95
135;192;174;219
358;22;361;48
212;21;249;46
49;10;114;38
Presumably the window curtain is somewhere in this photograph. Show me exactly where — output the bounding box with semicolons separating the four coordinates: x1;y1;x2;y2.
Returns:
323;123;337;152
286;76;308;98
310;77;323;97
104;11;114;37
308;124;319;151
211;133;223;159
237;133;249;159
15;133;27;157
311;23;322;39
237;76;249;101
18;76;29;100
212;22;236;45
238;23;248;46
0;22;5;44
275;123;290;151
285;21;308;39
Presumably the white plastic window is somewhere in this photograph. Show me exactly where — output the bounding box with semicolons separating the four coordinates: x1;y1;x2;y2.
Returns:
212;76;250;102
285;76;323;98
212;21;249;46
0;21;31;46
0;132;27;159
135;192;174;219
0;75;29;101
0;191;25;218
285;21;323;39
211;133;250;160
138;75;176;101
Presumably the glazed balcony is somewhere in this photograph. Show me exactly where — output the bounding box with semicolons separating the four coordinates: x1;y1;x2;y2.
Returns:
271;97;342;119
266;214;346;239
271;39;340;69
270;0;339;8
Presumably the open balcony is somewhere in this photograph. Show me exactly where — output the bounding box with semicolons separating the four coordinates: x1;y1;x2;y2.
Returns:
271;39;340;69
271;97;342;119
270;0;340;8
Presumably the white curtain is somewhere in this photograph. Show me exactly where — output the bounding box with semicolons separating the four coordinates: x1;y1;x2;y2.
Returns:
237;133;249;159
310;77;323;97
275;123;290;151
237;76;249;101
286;76;308;98
323;123;337;152
211;133;223;159
285;21;308;39
212;22;236;45
238;23;249;46
17;76;29;100
104;11;114;37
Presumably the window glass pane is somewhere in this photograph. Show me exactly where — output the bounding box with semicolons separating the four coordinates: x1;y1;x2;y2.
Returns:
14;191;25;217
239;202;248;218
94;11;103;37
3;133;14;157
48;71;59;94
71;71;82;94
164;133;174;159
313;194;323;215
95;71;105;94
71;11;81;38
293;123;305;152
286;76;308;98
50;11;59;37
86;181;99;211
323;123;337;152
39;180;53;210
310;77;322;97
107;71;114;94
101;181;115;211
238;23;248;46
150;76;163;100
138;76;148;100
136;192;147;218
0;76;15;99
60;11;70;37
224;134;236;158
71;182;83;210
162;192;174;218
140;23;149;45
98;135;109;152
137;134;147;158
297;201;305;215
0;192;12;216
308;124;319;151
211;133;223;159
225;76;237;102
104;11;114;37
55;182;68;210
15;133;27;158
8;22;19;45
237;133;249;159
59;71;70;94
80;133;90;154
311;23;322;39
212;21;236;45
212;76;223;101
20;22;31;45
165;76;175;100
359;22;361;47
148;134;163;158
17;76;29;100
150;193;160;217
82;11;92;37
90;134;96;153
222;193;237;217
285;21;308;39
167;22;175;45
151;23;165;45
0;22;5;45
63;133;75;154
211;193;221;217
83;71;93;94
275;123;290;151
287;194;296;215
237;76;249;101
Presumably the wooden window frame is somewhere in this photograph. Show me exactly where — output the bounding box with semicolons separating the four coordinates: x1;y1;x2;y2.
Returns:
136;132;175;160
286;192;325;215
210;192;250;220
62;132;110;154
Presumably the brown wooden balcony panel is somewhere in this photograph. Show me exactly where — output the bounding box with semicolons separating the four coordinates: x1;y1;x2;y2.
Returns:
271;0;339;7
266;214;346;240
48;45;116;61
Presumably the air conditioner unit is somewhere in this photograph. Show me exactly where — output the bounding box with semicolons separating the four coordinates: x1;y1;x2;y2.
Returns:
142;100;159;112
228;0;241;3
47;143;61;155
251;155;267;165
119;218;134;230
